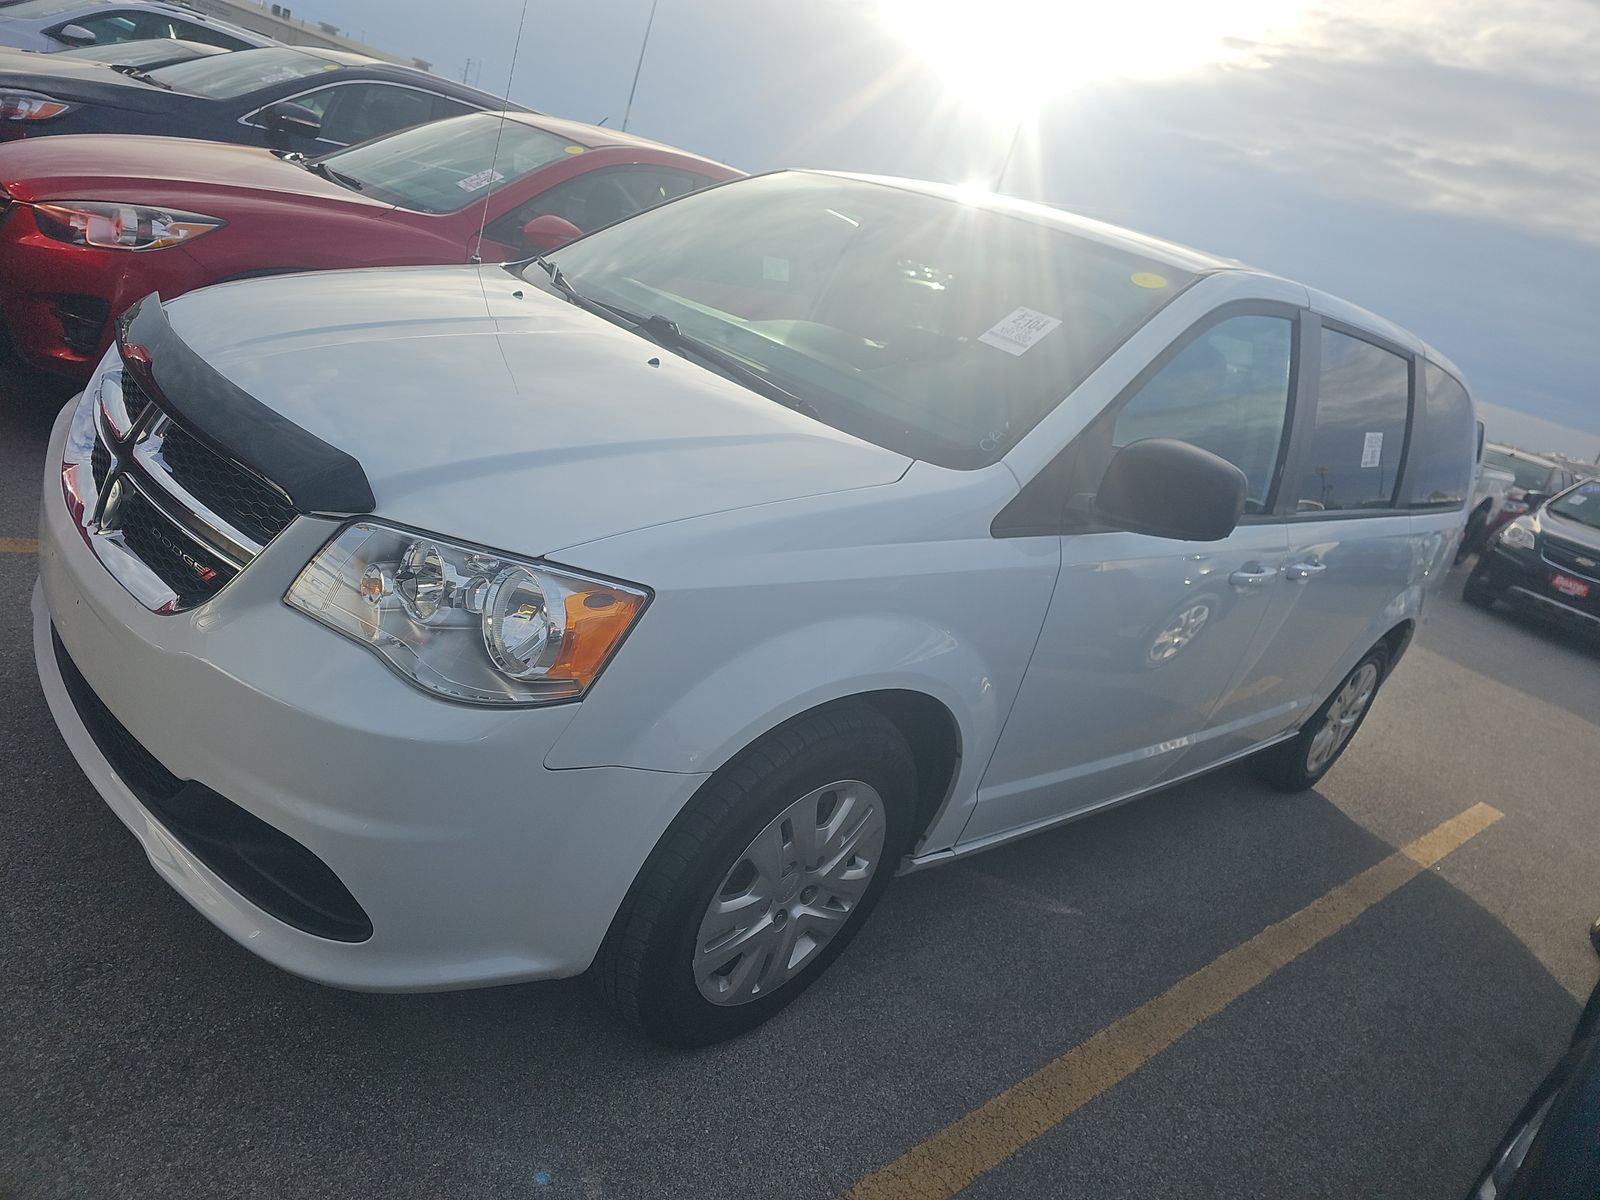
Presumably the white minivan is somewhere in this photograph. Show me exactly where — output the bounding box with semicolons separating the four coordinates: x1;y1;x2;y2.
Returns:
34;171;1475;1044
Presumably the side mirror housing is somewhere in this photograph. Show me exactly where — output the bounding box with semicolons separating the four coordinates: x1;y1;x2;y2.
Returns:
259;101;323;142
521;214;583;253
1522;492;1548;511
1093;438;1246;542
55;23;97;45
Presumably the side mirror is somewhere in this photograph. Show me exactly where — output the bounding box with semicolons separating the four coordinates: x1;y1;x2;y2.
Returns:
259;101;323;142
1522;492;1548;511
1092;438;1246;542
521;214;583;253
55;23;97;45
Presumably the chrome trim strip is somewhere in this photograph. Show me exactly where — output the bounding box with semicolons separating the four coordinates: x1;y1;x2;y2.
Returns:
1540;549;1600;586
130;425;265;562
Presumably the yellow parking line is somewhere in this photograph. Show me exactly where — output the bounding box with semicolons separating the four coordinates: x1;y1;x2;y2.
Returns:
838;802;1503;1200
0;537;38;554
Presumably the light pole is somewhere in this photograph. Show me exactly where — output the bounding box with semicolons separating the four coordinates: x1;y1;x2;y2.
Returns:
622;0;660;132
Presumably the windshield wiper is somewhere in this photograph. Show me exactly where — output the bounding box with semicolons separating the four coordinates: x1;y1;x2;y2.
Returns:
304;159;362;191
126;69;171;89
517;255;821;419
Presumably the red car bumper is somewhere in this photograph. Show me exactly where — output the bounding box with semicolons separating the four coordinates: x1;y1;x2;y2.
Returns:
0;203;207;379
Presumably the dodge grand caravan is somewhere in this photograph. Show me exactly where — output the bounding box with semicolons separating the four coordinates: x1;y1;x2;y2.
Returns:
33;171;1476;1045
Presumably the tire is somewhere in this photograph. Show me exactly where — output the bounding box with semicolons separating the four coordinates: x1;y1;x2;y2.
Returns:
1455;502;1491;563
1251;646;1389;792
594;702;916;1047
1463;562;1501;609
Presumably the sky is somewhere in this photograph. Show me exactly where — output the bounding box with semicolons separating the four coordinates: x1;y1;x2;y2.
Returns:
313;0;1599;461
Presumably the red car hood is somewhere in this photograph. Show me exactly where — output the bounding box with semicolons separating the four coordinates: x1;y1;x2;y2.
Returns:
0;134;395;210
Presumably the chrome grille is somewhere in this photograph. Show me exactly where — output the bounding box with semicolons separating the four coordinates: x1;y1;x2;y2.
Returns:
64;372;297;613
1542;535;1600;584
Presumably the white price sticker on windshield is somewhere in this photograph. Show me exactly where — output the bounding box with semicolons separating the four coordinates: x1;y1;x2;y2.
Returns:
456;168;505;193
1361;431;1384;468
978;307;1062;356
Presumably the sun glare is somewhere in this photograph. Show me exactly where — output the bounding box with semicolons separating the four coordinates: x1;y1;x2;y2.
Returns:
876;0;1312;119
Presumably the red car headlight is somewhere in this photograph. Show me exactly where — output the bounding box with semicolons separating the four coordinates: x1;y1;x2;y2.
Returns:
30;201;225;251
0;90;72;121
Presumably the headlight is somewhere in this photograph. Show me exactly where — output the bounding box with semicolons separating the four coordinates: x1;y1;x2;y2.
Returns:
0;90;72;121
284;521;649;705
31;201;225;251
1498;518;1537;551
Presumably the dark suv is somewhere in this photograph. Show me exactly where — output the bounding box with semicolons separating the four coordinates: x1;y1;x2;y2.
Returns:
1466;478;1600;632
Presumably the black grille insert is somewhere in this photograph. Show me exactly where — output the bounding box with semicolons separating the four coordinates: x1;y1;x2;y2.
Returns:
90;440;111;492
114;489;236;608
158;422;296;546
52;629;373;943
121;372;152;427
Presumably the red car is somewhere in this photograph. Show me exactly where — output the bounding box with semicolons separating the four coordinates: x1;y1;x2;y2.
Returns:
0;110;740;378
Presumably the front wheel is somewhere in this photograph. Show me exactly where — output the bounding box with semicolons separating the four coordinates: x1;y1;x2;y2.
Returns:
594;703;916;1047
1251;647;1388;792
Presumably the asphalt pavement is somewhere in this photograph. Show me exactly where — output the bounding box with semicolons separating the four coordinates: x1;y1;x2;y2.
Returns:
2;367;1597;1200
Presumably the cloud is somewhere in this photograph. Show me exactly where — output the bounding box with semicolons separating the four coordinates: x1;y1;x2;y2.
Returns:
1109;0;1600;244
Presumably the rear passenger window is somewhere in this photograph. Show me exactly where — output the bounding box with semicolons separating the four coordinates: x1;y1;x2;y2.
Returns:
1110;314;1294;512
1292;329;1410;513
1407;363;1474;510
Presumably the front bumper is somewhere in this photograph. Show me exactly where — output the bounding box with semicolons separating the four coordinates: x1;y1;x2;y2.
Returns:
1476;543;1600;630
0;206;208;378
34;399;707;990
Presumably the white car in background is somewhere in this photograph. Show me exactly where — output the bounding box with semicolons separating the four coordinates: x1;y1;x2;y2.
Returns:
0;0;271;52
34;171;1476;1045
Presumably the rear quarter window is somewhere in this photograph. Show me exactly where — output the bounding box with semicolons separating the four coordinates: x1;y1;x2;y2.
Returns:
1406;362;1474;510
1291;328;1411;513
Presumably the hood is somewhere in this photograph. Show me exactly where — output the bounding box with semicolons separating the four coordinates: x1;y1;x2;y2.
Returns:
1543;506;1600;552
0;60;187;113
160;265;911;557
0;134;395;208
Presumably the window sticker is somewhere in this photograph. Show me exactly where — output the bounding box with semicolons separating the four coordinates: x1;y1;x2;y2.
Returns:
563;144;585;155
1130;272;1168;289
1568;494;1587;505
1361;431;1384;468
978;306;1062;357
761;255;790;283
455;168;505;192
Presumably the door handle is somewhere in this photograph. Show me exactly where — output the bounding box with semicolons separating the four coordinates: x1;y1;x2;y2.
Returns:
1286;559;1328;581
1228;564;1279;589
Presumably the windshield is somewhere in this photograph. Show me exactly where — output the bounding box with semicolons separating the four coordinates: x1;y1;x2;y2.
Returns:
62;39;218;65
320;114;573;213
148;46;330;98
1548;480;1600;530
538;172;1195;468
1482;449;1552;491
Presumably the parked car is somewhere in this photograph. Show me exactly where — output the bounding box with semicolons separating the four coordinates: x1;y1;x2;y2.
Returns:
0;45;524;151
0;0;270;53
0;111;740;377
1460;420;1516;561
1481;443;1582;540
1464;927;1600;1199
1465;478;1600;632
33;171;1476;1045
46;34;235;69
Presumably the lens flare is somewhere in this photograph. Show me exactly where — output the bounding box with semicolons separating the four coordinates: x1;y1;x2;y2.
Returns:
876;0;1311;119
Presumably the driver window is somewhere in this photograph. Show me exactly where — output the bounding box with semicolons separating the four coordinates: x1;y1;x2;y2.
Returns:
1109;314;1294;512
309;85;435;146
